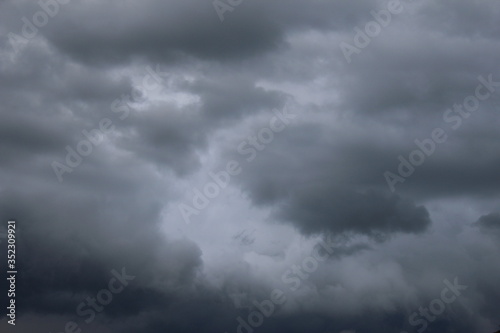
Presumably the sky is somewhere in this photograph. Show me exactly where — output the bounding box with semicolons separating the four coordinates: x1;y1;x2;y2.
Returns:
0;0;499;332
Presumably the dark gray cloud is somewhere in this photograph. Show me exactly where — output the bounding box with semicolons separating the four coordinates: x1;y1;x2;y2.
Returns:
26;0;380;65
275;187;430;236
117;107;208;176
476;212;500;230
1;0;500;332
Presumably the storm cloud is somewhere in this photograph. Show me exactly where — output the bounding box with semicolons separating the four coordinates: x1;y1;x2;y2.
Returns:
1;0;499;332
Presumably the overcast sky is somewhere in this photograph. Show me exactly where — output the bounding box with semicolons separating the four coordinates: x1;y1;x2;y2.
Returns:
1;0;500;332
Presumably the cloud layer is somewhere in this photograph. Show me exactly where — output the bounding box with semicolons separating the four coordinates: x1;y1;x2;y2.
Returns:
1;0;499;332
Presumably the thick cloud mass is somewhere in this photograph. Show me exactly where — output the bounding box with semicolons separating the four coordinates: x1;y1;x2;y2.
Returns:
1;0;499;332
275;188;431;236
476;213;500;231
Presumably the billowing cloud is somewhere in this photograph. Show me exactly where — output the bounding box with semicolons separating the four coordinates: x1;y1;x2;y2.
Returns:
1;0;499;332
